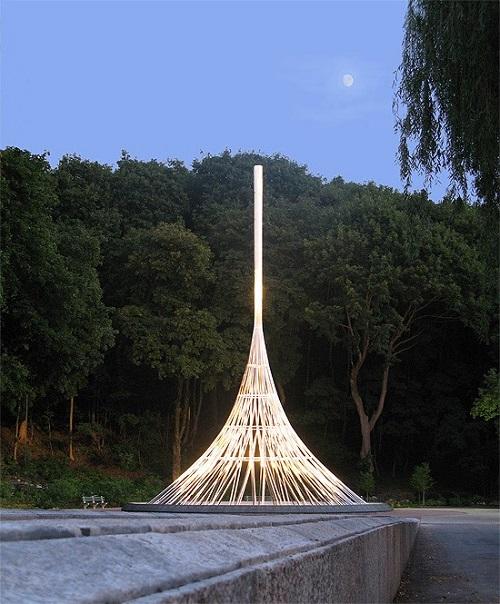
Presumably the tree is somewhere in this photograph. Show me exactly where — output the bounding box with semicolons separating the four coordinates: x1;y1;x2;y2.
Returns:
359;459;376;500
55;154;118;241
117;222;225;479
1;148;114;460
53;219;115;459
1;148;62;411
112;152;190;231
471;369;499;423
410;462;434;505
1;148;497;500
305;187;490;462
395;0;499;204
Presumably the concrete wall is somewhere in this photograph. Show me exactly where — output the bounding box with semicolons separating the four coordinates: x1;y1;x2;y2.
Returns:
0;509;418;603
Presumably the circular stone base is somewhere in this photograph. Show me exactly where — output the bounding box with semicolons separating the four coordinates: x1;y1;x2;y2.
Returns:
122;502;392;514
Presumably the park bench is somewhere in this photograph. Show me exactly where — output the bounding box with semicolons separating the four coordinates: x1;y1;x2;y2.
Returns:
82;495;107;509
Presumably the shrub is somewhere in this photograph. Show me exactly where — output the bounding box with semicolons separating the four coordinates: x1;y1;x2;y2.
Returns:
0;480;13;501
358;461;375;499
112;444;137;471
0;455;165;508
410;462;435;506
424;497;446;507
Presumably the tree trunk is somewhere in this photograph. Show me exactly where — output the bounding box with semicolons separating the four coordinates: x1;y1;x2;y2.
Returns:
13;401;21;461
14;419;28;462
350;357;390;462
47;415;53;456
369;365;390;430
69;396;75;461
187;380;203;450
172;428;181;481
18;419;28;446
172;380;183;481
350;355;372;460
359;413;371;459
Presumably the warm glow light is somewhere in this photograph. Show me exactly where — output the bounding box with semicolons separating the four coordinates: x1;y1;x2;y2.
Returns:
149;166;365;506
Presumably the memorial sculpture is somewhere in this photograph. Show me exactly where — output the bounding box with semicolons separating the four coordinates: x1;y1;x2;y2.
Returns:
126;166;381;511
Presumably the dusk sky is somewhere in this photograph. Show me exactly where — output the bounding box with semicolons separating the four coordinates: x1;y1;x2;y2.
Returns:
2;0;447;199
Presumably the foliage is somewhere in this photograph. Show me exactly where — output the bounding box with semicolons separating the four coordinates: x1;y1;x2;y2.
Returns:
358;459;375;499
113;151;189;230
0;148;498;501
55;154;118;242
52;218;115;398
395;0;499;204
0;458;163;508
1;148;63;406
471;369;499;422
304;186;491;459
117;222;224;382
410;462;435;505
0;148;114;413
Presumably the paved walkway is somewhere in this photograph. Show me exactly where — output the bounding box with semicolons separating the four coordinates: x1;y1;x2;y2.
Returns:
394;508;499;603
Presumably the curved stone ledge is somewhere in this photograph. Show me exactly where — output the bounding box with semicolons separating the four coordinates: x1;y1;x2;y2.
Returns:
0;508;418;603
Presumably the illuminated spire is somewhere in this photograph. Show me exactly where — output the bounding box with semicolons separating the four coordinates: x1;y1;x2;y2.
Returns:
254;165;263;328
150;166;364;505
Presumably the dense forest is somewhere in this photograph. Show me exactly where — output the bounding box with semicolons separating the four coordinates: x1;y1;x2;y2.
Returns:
1;147;498;506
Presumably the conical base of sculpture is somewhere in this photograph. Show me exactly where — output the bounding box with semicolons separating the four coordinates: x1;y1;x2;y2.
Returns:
125;325;377;511
122;502;391;513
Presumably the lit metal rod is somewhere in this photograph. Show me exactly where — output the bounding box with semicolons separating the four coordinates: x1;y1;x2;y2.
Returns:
254;165;263;327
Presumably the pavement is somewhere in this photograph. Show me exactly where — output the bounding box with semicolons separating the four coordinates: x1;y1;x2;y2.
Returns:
393;508;499;604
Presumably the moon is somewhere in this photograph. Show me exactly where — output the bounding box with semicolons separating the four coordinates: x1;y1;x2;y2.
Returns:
342;73;354;87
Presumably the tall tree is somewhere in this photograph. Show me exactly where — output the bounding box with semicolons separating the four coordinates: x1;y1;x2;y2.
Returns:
395;0;499;204
0;148;58;413
54;218;114;459
1;148;114;459
305;186;490;461
1;148;497;496
117;222;225;479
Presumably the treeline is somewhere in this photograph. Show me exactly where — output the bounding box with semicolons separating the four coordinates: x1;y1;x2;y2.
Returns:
1;147;498;497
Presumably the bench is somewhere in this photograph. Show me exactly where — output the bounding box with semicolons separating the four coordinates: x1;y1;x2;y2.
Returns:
82;495;107;509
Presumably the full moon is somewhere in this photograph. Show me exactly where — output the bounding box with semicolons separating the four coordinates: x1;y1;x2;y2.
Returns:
342;73;354;87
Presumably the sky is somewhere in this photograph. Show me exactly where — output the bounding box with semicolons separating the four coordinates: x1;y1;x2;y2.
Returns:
2;0;447;198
